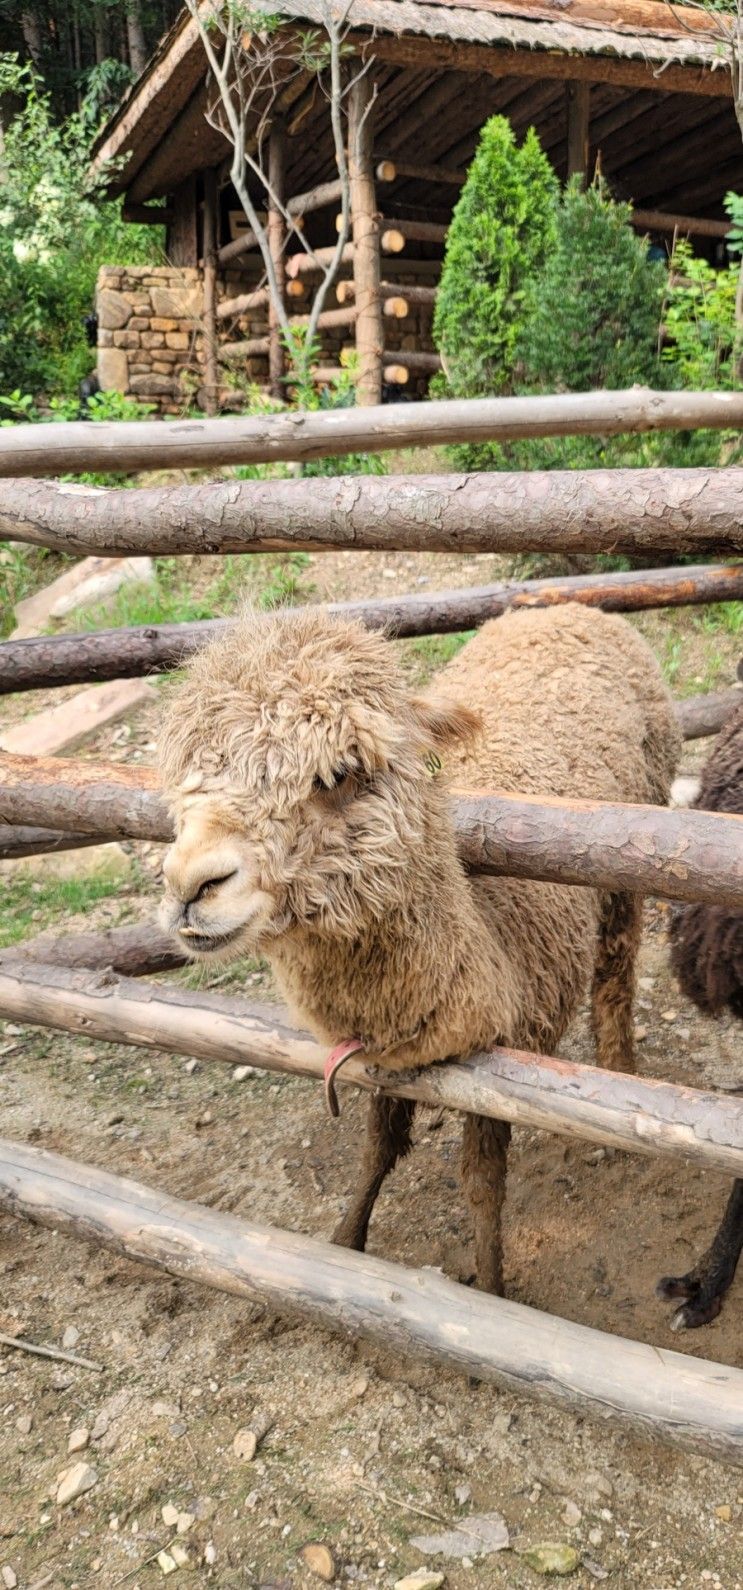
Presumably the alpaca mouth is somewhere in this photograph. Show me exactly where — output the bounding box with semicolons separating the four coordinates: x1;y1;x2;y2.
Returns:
179;925;243;955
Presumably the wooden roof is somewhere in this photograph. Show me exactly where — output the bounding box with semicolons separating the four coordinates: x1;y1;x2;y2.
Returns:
94;0;739;221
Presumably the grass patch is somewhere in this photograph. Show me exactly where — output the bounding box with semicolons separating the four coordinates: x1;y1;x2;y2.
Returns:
0;871;130;949
69;552;314;633
400;630;474;685
0;544;74;638
695;600;743;638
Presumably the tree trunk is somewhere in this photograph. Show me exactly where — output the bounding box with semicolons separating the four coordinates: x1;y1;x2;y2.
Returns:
349;74;383;406
21;11;43;62
267;120;286;399
566;81;591;181
1;755;742;910
2;1133;743;1463
3;470;743;560
201;169;220;416
126;0;148;76
2;564;740;696
2;390;743;478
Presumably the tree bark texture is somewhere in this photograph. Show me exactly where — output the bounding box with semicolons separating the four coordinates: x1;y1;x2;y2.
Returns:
566;81;591;179
1;391;742;478
675;688;743;740
1;961;743;1178
0;826;103;860
1;756;741;909
349;74;383;406
2;565;741;695
201;168;220;417
3;471;743;559
2;1135;742;1463
267;121;286;401
8;923;185;977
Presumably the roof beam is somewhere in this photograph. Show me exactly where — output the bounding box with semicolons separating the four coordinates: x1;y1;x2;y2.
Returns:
361;34;732;100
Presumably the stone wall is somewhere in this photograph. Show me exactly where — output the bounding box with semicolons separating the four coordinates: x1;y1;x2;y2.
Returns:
96;263;437;413
97;265;204;415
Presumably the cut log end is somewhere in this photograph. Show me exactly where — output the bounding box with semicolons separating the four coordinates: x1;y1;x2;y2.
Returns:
381;228;406;254
383;296;409;319
383;363;409;385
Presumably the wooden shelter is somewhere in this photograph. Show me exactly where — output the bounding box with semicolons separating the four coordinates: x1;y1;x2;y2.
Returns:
93;0;742;407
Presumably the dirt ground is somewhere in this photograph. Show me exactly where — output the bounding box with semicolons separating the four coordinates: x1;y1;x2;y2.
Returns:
1;545;742;1590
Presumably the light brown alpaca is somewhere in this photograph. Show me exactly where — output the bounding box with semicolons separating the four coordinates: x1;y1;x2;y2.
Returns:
158;603;680;1292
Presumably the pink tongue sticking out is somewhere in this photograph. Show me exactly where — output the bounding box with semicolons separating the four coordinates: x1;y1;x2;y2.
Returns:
323;1038;366;1118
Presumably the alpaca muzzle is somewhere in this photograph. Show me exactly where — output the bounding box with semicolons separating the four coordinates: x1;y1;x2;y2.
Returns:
323;1037;366;1118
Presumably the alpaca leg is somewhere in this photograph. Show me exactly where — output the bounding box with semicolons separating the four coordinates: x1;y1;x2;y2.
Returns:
591;890;642;1074
332;1093;416;1252
657;1179;743;1329
461;1113;511;1294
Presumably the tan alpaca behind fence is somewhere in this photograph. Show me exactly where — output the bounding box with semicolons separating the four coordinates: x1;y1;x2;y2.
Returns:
158;602;681;1293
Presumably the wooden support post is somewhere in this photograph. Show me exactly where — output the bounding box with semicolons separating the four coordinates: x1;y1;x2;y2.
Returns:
267;119;287;401
3;1135;743;1463
349;74;383;407
566;81;591;182
201;169;220;416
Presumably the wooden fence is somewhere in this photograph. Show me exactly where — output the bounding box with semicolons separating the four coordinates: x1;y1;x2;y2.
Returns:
1;389;742;1462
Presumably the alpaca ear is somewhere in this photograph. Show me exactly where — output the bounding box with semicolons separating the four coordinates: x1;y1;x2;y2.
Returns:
410;694;481;749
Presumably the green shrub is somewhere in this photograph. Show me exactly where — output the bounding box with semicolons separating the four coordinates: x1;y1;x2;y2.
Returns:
433;116;558;401
0;57;162;401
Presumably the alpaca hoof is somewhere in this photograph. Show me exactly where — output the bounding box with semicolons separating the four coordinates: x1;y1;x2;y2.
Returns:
669;1296;723;1331
655;1274;694;1302
657;1274;723;1330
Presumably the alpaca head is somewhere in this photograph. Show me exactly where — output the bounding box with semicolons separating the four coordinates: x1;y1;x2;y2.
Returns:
158;607;478;961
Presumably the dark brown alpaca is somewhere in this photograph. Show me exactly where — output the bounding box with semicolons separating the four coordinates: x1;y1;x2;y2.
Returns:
660;670;743;1330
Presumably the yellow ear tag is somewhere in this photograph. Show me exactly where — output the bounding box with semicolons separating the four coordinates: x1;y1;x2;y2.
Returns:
424;751;442;777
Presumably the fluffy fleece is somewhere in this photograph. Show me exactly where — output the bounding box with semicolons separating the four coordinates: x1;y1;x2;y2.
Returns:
659;687;743;1329
158;602;680;1291
669;696;743;1018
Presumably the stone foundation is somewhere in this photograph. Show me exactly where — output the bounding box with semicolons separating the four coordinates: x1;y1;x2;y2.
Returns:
96;264;437;414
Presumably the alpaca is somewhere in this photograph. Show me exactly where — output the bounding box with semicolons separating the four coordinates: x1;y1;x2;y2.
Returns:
660;683;743;1329
157;603;680;1292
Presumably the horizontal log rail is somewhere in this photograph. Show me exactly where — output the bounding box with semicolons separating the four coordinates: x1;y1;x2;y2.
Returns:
1;960;743;1176
216;285;270;321
375;158;466;187
285;243;355;278
1;390;741;479
218;337;270;363
630;208;731;240
384;351;443;375
3;471;743;559
8;921;185;976
676;687;742;739
2;565;740;695
0;825;103;859
2;1136;742;1464
1;755;741;908
380;218;449;245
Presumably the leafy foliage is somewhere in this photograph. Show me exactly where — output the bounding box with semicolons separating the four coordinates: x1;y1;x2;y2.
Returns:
518;178;666;393
433;116;558;399
0;57;162;399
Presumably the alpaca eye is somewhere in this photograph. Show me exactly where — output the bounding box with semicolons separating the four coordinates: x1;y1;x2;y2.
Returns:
313;765;350;794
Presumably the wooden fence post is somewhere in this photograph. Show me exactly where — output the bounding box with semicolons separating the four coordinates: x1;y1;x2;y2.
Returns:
349;74;382;406
566;82;591;183
202;169;220;416
267;118;287;400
